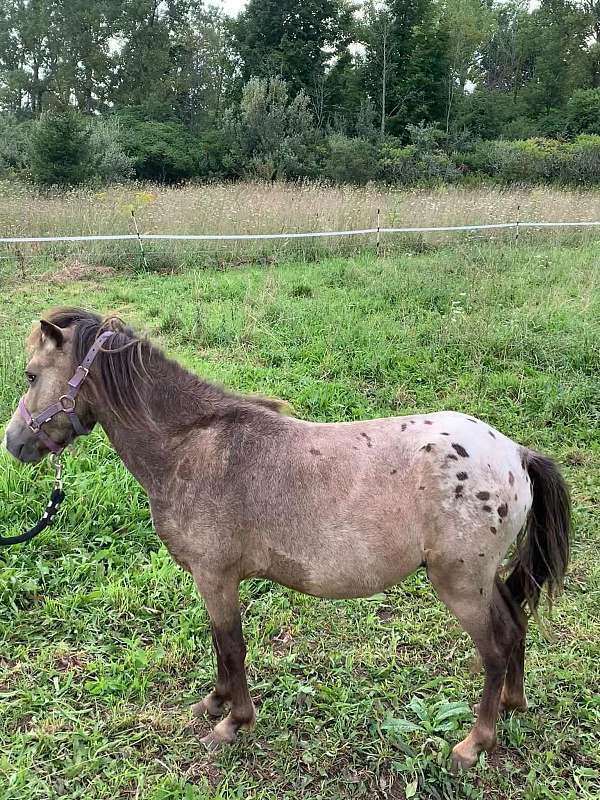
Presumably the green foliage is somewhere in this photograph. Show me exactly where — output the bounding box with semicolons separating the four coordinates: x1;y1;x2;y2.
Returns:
565;88;600;136
324;134;379;184
117;117;202;183
458;135;600;184
225;77;321;180
232;0;353;101
361;0;449;137
0;114;32;177
88;118;134;184
29;109;92;186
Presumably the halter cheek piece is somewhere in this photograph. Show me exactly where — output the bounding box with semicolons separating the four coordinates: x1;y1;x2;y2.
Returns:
18;330;113;456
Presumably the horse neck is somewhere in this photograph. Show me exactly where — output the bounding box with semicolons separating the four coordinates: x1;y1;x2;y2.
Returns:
92;357;278;495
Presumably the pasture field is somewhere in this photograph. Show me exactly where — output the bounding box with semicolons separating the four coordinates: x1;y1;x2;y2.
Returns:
0;239;599;800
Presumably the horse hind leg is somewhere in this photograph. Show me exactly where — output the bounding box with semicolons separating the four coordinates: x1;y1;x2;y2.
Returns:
428;564;523;770
473;581;528;715
496;579;528;713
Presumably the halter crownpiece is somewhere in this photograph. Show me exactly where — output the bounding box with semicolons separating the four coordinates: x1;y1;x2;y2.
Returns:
18;330;114;456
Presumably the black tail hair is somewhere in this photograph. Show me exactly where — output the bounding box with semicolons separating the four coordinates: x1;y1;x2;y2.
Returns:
506;449;571;613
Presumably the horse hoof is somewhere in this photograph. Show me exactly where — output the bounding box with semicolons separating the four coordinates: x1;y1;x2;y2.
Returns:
192;695;228;719
200;731;226;752
450;748;478;773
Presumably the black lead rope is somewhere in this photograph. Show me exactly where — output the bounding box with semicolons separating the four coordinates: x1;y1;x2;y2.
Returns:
0;457;66;546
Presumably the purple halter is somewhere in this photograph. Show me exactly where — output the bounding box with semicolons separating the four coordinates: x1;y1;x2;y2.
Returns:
18;331;113;456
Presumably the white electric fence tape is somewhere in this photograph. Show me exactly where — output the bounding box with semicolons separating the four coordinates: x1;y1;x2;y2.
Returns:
1;220;600;246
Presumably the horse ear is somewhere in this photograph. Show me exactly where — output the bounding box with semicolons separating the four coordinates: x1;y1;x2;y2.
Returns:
40;319;64;349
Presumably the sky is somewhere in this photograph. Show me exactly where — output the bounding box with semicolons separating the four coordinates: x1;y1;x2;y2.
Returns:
218;0;246;16
218;0;541;16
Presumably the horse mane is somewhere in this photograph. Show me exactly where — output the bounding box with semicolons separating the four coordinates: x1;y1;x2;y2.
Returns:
36;307;290;429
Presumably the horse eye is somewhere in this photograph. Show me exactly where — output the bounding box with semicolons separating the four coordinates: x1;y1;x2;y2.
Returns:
25;372;36;384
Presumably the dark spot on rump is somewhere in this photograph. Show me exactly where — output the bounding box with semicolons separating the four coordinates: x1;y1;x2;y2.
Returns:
482;505;492;513
410;420;415;425
451;443;469;458
498;503;508;518
459;558;464;563
421;443;434;452
490;526;497;534
508;471;514;485
310;448;321;456
479;588;484;595
441;432;450;436
488;430;496;439
479;553;485;557
456;471;468;481
476;491;490;501
419;485;425;490
424;420;433;425
455;484;464;498
360;432;373;448
446;453;458;461
514;493;518;501
390;469;397;475
401;423;407;431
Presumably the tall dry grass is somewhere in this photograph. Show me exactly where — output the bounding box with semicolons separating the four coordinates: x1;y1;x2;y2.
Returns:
2;180;600;274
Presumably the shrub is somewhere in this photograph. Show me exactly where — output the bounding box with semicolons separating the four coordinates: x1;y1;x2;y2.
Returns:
565;89;600;136
0;115;32;178
378;125;459;185
117;117;202;182
88;118;134;183
30;110;93;186
226;77;322;180
324;135;379;184
567;135;600;183
456;136;600;185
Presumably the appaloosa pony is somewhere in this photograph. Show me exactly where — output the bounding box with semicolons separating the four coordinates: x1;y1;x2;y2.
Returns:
4;309;571;770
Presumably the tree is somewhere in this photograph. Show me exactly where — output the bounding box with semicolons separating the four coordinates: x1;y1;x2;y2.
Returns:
116;110;202;181
523;0;590;114
362;2;395;137
361;0;450;137
442;0;497;132
30;109;92;184
232;0;353;101
565;87;600;134
225;76;320;179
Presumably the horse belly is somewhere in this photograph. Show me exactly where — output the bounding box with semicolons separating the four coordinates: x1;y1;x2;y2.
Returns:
263;516;424;600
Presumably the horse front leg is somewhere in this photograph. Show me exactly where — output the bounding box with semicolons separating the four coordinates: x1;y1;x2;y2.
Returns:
191;626;231;719
192;573;256;750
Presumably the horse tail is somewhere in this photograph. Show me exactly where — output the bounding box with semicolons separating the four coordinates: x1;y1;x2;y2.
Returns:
505;449;571;613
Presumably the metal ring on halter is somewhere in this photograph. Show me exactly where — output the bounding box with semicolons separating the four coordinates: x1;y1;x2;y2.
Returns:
59;395;76;412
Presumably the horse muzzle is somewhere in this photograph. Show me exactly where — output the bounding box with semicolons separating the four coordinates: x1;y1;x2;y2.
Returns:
3;421;45;463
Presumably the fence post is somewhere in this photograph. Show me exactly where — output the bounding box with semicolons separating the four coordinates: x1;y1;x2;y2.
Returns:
130;209;149;270
515;204;520;245
16;247;26;281
376;208;381;256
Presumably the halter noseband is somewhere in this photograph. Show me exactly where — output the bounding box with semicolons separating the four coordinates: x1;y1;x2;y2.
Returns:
18;331;113;456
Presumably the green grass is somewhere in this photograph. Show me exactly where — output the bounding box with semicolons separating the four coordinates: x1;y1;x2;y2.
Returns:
0;241;599;800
